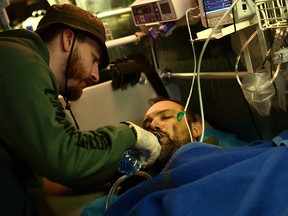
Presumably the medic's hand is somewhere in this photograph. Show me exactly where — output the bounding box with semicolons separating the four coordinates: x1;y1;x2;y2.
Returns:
124;121;161;167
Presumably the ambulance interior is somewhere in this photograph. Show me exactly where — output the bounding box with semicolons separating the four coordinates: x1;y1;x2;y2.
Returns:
1;0;288;215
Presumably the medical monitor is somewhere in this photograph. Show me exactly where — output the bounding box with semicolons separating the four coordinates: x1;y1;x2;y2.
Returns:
198;0;256;28
131;0;193;26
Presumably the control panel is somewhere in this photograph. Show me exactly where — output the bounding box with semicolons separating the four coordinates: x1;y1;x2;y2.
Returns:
131;0;193;26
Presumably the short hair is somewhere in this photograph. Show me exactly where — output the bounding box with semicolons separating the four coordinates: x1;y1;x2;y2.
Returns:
147;97;197;123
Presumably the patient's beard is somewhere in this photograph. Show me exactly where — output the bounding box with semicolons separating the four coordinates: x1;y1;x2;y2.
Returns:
156;137;182;170
145;127;192;175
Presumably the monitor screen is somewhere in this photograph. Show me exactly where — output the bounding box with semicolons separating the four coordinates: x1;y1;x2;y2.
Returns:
133;5;151;15
198;0;234;27
160;3;172;14
203;0;232;14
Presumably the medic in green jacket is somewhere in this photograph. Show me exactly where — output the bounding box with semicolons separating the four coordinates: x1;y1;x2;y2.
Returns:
0;4;160;215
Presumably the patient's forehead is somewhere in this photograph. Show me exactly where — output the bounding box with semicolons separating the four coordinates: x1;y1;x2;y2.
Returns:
145;101;183;116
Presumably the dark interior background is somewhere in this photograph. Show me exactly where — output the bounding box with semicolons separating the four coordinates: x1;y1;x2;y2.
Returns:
4;0;288;143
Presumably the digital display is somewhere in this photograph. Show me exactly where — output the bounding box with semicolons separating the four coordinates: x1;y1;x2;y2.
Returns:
203;0;232;14
131;0;181;25
160;3;171;14
133;6;151;15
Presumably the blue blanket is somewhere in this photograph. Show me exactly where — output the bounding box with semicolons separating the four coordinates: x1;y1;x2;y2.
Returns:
104;130;288;216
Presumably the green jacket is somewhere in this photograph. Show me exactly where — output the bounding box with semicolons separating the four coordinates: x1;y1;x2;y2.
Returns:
0;29;135;215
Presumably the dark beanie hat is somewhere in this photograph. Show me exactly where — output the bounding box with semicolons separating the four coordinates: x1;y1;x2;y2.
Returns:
35;4;109;70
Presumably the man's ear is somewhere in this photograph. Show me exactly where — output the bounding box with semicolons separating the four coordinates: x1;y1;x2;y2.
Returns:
61;29;75;52
191;122;202;138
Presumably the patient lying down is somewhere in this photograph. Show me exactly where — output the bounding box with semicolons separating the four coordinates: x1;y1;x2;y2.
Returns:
142;97;247;174
102;98;288;216
82;97;254;215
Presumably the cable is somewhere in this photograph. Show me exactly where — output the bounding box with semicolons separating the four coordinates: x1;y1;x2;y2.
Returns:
63;32;80;129
0;0;11;30
184;7;199;142
195;0;242;142
216;27;263;140
235;27;260;79
184;2;239;142
235;27;282;93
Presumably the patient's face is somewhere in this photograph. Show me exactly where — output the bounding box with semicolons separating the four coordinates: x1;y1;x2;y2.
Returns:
143;101;192;165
